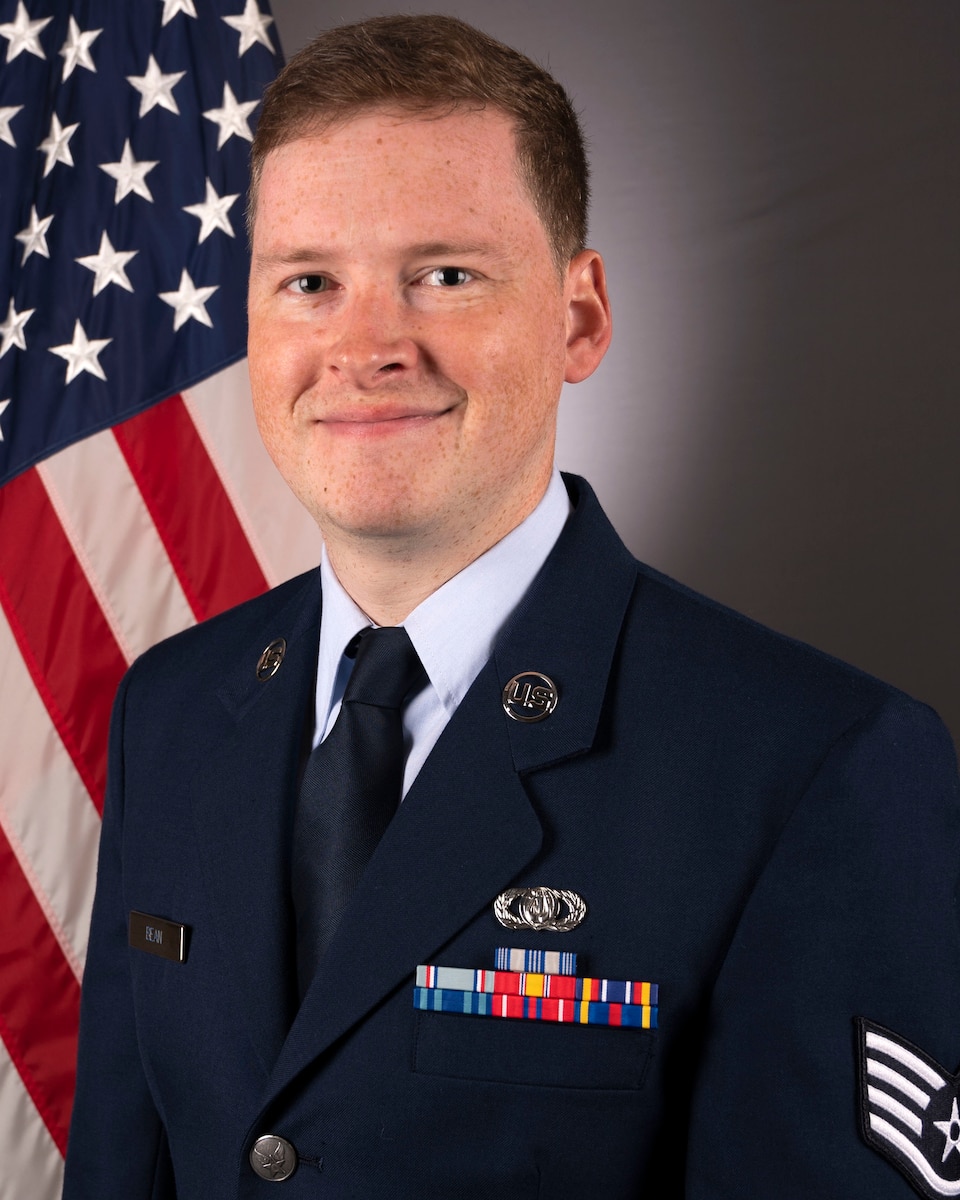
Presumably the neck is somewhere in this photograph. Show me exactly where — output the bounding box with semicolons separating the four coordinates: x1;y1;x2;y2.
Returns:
322;491;549;626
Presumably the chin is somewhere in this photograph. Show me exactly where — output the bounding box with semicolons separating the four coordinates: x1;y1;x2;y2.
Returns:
314;497;435;545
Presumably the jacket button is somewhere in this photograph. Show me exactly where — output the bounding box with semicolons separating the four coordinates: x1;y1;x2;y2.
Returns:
249;1134;297;1181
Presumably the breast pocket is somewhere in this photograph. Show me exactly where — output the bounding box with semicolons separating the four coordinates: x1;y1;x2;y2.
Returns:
412;1009;656;1090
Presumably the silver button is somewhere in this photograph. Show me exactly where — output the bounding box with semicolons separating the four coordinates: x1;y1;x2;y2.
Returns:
249;1134;297;1182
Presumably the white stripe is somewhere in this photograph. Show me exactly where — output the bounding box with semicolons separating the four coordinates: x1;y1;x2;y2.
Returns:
867;1030;948;1091
182;361;321;588
36;431;195;663
0;619;100;977
870;1114;960;1196
0;1038;64;1200
867;1058;932;1110
868;1085;925;1136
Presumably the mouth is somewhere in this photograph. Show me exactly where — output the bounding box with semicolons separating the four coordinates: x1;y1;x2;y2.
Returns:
316;401;459;435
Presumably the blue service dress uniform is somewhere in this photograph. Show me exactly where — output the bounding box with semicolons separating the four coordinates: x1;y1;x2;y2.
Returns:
64;475;960;1199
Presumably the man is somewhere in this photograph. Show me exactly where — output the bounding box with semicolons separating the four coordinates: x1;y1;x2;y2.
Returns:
64;15;960;1200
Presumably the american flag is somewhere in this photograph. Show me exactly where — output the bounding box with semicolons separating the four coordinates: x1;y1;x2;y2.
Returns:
0;3;318;1195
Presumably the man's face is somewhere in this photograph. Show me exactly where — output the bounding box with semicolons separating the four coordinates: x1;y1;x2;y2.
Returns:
248;106;608;562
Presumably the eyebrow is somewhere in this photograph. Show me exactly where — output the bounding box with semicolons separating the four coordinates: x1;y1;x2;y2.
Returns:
251;241;500;274
250;249;328;275
405;242;494;259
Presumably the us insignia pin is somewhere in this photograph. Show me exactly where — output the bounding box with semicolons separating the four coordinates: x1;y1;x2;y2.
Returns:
501;672;558;722
256;638;286;681
857;1017;960;1198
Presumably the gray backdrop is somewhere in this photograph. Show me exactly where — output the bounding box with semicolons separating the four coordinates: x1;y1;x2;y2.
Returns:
268;0;960;746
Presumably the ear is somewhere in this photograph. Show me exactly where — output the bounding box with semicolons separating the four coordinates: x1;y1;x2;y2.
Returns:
563;249;612;384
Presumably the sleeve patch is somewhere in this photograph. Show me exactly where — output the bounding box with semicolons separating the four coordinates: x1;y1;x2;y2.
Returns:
857;1017;960;1198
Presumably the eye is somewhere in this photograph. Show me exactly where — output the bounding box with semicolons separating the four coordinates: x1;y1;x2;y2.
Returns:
420;267;472;288
286;274;330;294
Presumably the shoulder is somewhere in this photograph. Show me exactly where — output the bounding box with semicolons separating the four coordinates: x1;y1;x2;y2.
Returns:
631;555;943;753
566;475;944;748
124;566;321;695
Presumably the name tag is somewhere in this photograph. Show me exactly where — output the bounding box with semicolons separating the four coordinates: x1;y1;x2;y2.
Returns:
129;911;188;963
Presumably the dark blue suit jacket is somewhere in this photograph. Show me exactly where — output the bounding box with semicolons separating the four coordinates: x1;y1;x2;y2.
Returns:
65;476;960;1198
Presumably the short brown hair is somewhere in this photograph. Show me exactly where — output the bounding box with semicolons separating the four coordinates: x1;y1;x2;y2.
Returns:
248;13;589;266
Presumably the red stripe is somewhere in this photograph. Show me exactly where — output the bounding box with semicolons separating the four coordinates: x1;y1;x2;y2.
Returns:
0;468;127;813
113;395;268;621
544;974;576;999
0;829;80;1155
493;969;520;994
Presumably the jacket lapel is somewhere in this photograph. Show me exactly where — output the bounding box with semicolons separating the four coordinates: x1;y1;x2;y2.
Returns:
190;570;321;1074
268;659;543;1095
263;476;640;1100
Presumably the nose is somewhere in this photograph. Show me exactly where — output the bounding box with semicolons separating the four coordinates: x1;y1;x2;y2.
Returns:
326;286;420;390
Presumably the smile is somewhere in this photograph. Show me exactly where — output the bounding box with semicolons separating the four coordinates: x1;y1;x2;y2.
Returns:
316;403;458;436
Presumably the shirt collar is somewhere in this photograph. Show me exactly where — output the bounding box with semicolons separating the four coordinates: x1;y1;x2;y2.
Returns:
315;468;570;735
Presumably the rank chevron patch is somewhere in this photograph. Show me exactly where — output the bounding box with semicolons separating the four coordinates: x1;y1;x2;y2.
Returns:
857;1018;960;1198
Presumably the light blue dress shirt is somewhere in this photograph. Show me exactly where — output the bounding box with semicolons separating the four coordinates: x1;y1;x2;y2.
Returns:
313;469;570;796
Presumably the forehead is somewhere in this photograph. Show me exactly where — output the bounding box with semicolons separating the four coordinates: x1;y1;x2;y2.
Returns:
252;106;546;251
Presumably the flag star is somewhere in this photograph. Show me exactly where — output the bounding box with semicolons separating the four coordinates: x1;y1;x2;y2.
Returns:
183;178;239;242
0;105;22;147
161;0;197;24
15;206;53;264
223;0;274;56
59;15;102;80
0;2;51;62
38;112;80;177
934;1097;960;1163
203;83;258;149
127;54;186;118
100;139;158;204
76;232;138;295
49;320;112;384
159;269;218;331
0;399;9;440
0;298;34;358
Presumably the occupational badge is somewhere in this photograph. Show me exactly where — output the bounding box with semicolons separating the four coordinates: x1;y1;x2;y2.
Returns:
493;886;586;931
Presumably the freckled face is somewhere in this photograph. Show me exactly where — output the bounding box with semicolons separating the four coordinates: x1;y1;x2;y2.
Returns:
247;107;575;557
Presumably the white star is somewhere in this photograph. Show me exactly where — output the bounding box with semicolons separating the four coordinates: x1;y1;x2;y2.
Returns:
161;0;197;24
203;83;258;149
38;112;80;177
159;269;218;331
183;178;239;243
934;1096;960;1163
49;320;111;384
223;0;274;56
0;399;9;441
15;206;53;264
127;54;185;118
0;105;22;147
59;15;101;80
76;232;138;296
100;139;158;204
0;2;51;62
0;298;34;358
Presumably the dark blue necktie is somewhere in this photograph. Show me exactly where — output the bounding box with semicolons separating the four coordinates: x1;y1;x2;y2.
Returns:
292;626;426;999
